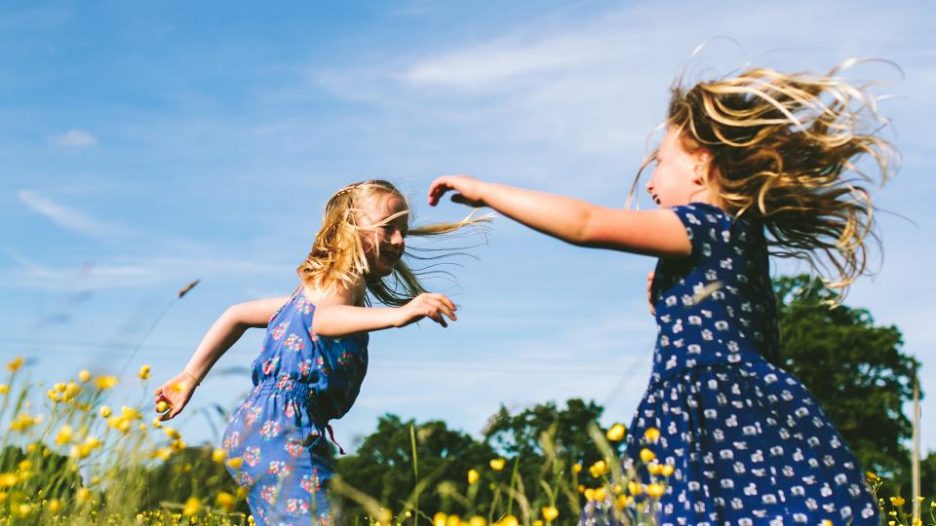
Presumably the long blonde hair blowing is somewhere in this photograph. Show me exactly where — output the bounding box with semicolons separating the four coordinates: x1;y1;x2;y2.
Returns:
296;180;487;307
665;62;896;291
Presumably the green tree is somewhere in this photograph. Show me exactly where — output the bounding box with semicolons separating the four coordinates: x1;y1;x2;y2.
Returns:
774;274;921;476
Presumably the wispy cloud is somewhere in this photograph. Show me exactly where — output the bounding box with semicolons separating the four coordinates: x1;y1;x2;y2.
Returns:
50;129;98;147
17;190;127;240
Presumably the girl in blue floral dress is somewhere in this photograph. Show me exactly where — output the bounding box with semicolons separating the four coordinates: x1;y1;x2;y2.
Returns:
428;64;892;525
154;180;483;525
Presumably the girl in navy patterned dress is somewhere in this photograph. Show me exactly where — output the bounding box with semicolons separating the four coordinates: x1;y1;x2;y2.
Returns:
428;64;893;525
154;180;483;525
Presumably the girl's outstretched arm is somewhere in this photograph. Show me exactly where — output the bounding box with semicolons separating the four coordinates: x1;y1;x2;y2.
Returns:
428;175;691;258
154;295;290;420
311;281;458;337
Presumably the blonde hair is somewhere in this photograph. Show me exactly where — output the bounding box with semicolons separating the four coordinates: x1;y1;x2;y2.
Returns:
649;61;897;292
296;179;487;307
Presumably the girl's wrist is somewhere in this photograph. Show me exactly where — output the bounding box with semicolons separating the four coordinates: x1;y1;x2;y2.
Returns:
182;369;201;387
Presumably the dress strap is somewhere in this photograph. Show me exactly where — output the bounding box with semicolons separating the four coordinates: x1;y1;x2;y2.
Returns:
325;424;346;455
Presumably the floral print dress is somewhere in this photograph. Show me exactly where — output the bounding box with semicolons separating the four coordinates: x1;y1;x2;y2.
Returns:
222;287;368;526
580;203;879;526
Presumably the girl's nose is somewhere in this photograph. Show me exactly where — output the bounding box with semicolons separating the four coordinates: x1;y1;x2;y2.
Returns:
389;229;404;246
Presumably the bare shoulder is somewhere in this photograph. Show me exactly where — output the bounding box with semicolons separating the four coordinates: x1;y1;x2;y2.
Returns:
228;296;293;328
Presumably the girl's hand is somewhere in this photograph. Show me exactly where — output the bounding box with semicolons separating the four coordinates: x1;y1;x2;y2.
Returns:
396;292;458;328
427;175;487;207
153;371;199;421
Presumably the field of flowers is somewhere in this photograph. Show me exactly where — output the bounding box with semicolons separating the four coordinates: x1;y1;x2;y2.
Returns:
1;355;932;525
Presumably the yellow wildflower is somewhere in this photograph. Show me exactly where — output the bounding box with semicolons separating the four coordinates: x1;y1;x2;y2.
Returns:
589;460;608;478
434;512;448;526
467;468;479;485
78;370;91;382
890;496;905;507
646;483;665;499
226;457;244;470
468;517;486;526
606;423;626;442
76;488;92;504
95;375;118;390
661;464;675;477
138;365;151;380
6;356;24;372
182;496;201;516
639;448;656;463
215;491;235;512
55;425;73;445
0;473;17;487
99;406;112;418
593;486;608;501
156;400;169;413
643;427;661;443
542;505;559;521
0;384;8;395
47;499;62;514
489;458;506;471
572;463;582;474
212;448;227;464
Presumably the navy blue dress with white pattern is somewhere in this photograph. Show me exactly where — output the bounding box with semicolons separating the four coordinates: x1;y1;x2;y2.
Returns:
580;203;879;526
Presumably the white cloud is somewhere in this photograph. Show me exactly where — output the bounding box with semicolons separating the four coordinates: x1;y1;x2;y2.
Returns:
51;129;98;147
17;190;128;240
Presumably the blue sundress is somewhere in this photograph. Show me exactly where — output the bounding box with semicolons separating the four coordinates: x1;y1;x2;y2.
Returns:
580;203;879;525
221;287;368;526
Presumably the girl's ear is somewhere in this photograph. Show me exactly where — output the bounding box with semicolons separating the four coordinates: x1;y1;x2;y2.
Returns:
692;149;714;186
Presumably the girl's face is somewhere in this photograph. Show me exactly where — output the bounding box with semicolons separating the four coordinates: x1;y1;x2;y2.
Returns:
646;127;713;208
358;192;408;277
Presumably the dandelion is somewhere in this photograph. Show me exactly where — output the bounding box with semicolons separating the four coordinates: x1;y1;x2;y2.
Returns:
138;365;151;380
6;356;24;372
542;505;559;521
489;458;506;471
467;468;479;485
606;423;626;442
95;375;119;390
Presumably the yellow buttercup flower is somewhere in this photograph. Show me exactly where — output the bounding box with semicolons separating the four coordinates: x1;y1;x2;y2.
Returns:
606;423;626;442
468;517;486;526
211;448;227;464
46;499;62;514
95;375;119;390
889;496;905;506
6;356;24;372
489;458;506;471
99;406;112;418
55;425;74;446
589;460;608;478
215;491;235;512
572;462;582;474
138;365;151;380
467;468;479;485
78;369;91;382
639;448;656;463
646;482;665;499
434;512;448;526
76;488;92;504
541;505;559;521
182;496;201;516
0;384;8;395
661;464;675;477
226;457;244;470
643;427;661;443
156;400;169;413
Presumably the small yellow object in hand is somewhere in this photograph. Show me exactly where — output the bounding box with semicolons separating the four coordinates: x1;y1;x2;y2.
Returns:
156;401;169;413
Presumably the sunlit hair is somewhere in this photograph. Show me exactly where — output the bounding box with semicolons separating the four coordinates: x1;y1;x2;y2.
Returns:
296;179;487;307
636;60;897;293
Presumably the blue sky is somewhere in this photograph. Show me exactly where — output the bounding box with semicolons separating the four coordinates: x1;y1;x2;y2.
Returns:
2;0;934;455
